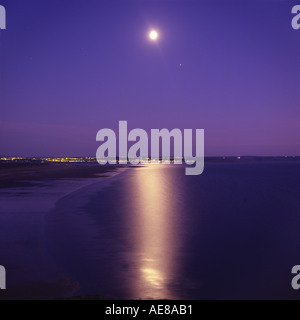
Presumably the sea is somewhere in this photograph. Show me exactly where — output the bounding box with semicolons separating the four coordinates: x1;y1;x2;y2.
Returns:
43;161;300;300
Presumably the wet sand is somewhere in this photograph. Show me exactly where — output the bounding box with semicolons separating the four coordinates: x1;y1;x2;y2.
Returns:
0;163;124;300
0;163;120;188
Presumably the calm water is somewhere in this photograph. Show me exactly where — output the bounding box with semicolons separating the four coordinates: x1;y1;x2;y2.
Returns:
46;162;300;299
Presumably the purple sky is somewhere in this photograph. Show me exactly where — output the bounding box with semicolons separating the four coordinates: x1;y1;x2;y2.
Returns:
0;0;300;157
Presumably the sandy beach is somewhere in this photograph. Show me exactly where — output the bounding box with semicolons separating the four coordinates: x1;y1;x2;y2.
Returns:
0;163;125;300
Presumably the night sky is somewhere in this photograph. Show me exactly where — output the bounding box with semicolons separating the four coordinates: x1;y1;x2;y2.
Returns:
0;0;299;157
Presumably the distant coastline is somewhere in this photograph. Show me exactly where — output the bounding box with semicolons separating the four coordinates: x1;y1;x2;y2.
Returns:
1;155;300;165
1;157;299;189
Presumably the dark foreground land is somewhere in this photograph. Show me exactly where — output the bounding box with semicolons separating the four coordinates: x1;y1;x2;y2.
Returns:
0;162;120;189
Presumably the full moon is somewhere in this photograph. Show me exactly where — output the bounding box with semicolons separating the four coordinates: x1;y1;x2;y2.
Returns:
149;30;158;40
